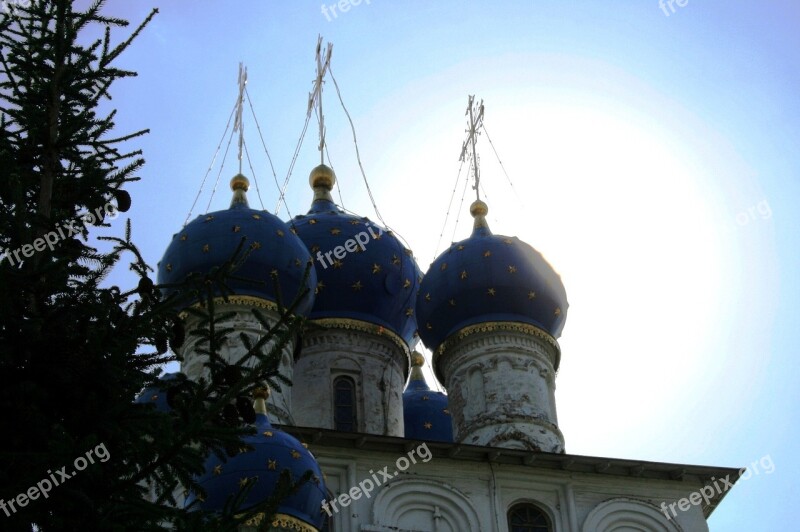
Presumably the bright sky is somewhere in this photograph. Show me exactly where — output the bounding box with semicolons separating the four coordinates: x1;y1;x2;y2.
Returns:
82;1;798;529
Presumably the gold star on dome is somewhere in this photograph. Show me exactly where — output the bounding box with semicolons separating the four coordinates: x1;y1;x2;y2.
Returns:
290;450;301;459
405;308;414;317
332;259;343;269
443;408;450;415
424;422;432;429
403;278;411;288
150;394;158;401
404;248;412;255
202;244;210;253
487;288;496;296
554;307;561;316
309;219;317;225
426;323;433;330
316;281;325;293
457;245;465;251
301;443;309;448
350;220;360;225
460;270;468;280
422;395;429;401
180;234;187;241
270;269;278;278
252;214;261;220
239;446;251;454
204;215;214;222
440;262;448;271
424;293;431;301
508;265;517;274
391;254;401;266
232;225;241;232
528;291;536;300
166;264;172;272
374;233;382;240
294;258;302;267
213;464;223;476
290;227;298;234
449;299;456;306
250;241;261;250
262;431;273;437
276;229;284;237
311;244;320;253
372;263;381;274
352;281;363;291
483;250;492;257
267;459;277;470
238;477;249;488
503;238;513;244
330;228;341;235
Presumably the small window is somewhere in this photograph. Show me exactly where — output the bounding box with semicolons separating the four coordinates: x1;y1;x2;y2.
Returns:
333;376;357;432
508;503;551;532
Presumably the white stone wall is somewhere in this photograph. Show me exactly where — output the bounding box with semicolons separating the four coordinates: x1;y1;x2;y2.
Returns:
437;326;564;452
177;301;296;425
312;445;710;532
292;325;407;436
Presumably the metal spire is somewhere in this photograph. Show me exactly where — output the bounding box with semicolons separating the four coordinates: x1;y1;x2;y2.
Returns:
459;95;485;201
233;62;248;174
308;35;333;165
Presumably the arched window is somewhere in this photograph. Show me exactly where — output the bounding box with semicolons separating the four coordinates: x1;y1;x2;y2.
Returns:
508;503;551;532
333;376;357;432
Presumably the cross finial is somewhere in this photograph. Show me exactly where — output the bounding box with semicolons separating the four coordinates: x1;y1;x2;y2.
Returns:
233;62;248;174
308;36;333;165
459;95;485;201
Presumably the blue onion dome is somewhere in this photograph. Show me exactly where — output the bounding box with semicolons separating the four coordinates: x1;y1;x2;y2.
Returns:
134;372;187;412
157;174;317;316
403;352;453;442
291;164;421;347
185;388;328;531
416;199;568;358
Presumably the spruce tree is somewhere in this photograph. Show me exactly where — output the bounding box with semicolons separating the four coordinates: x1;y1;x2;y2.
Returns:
0;1;310;530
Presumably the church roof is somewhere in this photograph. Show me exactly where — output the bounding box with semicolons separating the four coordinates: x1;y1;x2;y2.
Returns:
402;352;453;442
292;165;421;346
157;175;317;316
416;200;568;355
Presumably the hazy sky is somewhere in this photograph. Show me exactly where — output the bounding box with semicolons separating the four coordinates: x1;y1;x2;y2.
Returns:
76;1;799;529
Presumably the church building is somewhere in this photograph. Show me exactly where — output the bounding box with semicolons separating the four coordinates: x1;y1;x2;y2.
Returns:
146;48;738;531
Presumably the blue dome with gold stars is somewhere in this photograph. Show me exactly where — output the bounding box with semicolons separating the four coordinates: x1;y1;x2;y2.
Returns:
157;175;317;316
291;165;421;346
416;200;568;354
185;389;327;531
403;352;452;442
134;372;187;412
